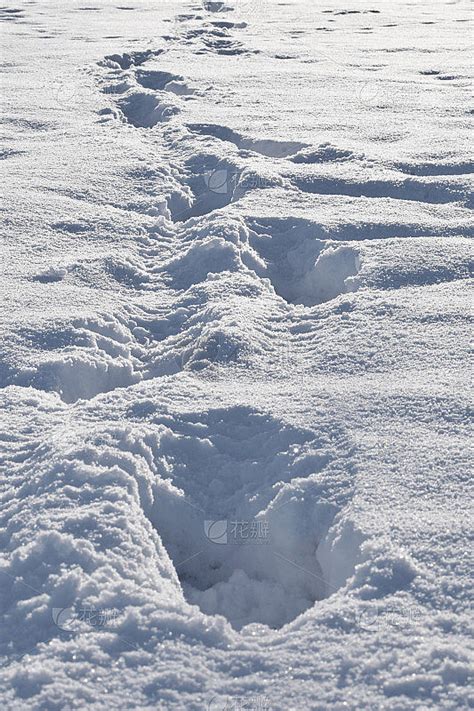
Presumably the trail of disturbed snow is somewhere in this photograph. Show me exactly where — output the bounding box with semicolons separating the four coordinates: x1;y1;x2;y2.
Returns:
0;1;472;709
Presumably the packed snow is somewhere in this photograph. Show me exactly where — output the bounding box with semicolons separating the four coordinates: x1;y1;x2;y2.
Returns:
1;0;472;709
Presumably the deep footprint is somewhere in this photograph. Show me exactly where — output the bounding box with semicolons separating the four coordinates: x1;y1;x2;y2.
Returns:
188;123;308;158
144;405;355;630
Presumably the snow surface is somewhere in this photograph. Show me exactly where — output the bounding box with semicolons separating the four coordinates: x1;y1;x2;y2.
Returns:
1;0;473;708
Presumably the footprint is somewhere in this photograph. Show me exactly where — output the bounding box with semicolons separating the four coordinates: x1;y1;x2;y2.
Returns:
210;20;247;29
135;69;184;90
144;404;354;629
188;123;307;157
290;174;466;205
395;161;474;177
103;49;164;70
199;35;253;55
248;219;360;306
172;155;241;222
201;1;232;12
290;144;357;164
32;266;68;283
175;13;202;22
118;91;180;128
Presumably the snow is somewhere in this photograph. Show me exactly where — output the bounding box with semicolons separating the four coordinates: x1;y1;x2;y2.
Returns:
1;0;472;708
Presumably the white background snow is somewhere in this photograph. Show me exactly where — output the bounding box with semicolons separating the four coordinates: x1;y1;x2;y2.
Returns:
0;0;472;708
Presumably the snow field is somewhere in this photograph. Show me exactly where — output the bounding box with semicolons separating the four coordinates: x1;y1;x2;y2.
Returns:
1;0;473;708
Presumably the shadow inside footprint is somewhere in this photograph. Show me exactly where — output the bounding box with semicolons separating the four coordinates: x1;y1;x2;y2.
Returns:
144;406;356;630
135;69;184;90
188;123;307;158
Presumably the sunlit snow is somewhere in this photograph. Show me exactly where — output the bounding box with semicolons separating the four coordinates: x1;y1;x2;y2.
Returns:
1;0;472;708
